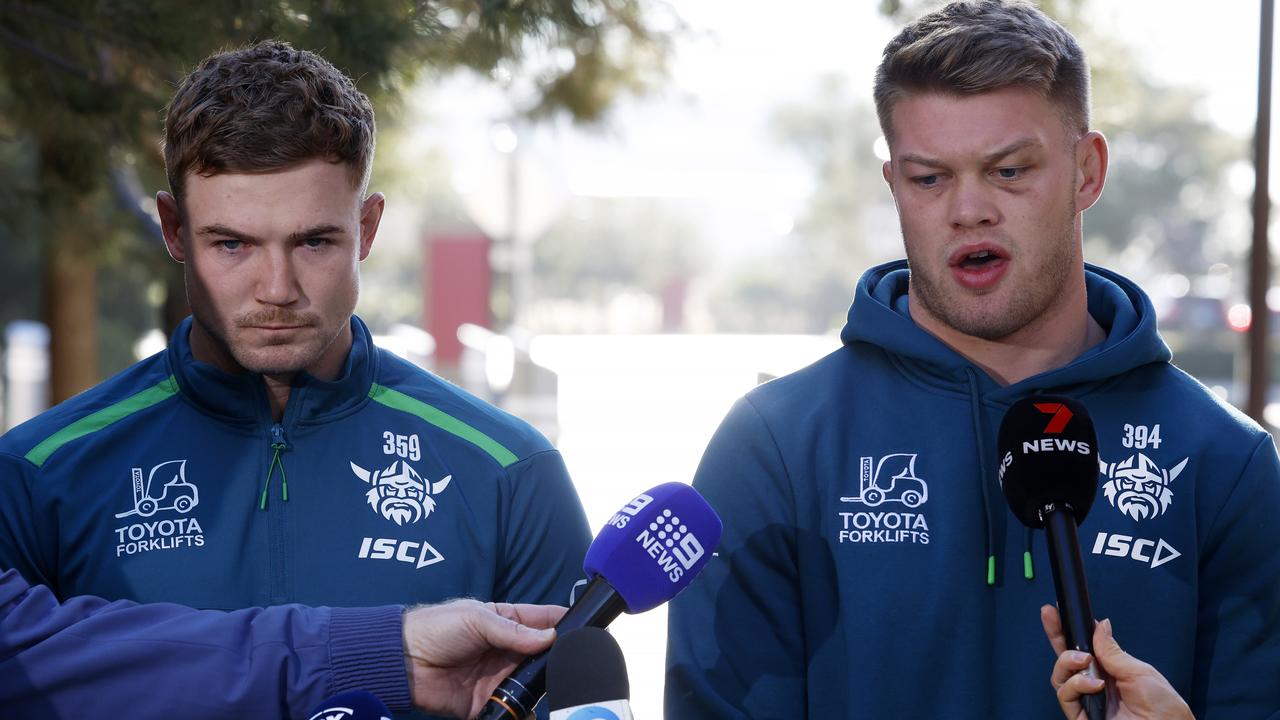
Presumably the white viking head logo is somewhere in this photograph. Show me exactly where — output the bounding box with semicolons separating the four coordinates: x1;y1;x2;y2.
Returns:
1101;453;1187;522
350;460;452;526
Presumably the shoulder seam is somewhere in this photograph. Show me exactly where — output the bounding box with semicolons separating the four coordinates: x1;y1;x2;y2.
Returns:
24;375;180;468
367;382;520;468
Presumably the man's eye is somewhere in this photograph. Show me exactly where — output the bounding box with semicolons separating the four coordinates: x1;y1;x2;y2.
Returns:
913;175;939;187
996;167;1022;179
303;237;330;249
217;239;243;251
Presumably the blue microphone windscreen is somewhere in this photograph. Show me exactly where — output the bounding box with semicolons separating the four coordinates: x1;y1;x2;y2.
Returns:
583;482;722;613
306;690;393;720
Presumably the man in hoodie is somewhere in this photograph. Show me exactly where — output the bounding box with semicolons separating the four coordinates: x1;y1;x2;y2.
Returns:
0;40;590;716
665;1;1280;718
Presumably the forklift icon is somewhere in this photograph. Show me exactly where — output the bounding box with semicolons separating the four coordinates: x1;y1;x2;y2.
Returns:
840;454;928;508
114;459;199;519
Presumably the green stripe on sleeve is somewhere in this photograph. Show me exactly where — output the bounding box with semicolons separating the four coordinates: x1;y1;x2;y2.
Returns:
368;383;519;468
25;376;179;467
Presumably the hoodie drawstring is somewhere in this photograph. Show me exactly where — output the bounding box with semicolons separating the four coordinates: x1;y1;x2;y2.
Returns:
1023;527;1035;580
964;369;998;586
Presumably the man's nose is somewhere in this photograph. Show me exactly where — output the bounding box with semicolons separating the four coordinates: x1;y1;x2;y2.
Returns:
948;178;1000;229
255;247;302;306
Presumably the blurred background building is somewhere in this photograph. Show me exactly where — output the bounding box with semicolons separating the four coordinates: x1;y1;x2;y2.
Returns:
1;1;1276;715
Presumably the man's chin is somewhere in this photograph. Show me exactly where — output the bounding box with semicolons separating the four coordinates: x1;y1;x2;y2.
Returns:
231;345;323;376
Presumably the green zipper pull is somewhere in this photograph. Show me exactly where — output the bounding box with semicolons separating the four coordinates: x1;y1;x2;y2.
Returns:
1024;551;1035;580
259;424;290;510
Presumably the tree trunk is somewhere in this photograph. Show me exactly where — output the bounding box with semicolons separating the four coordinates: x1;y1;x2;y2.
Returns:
44;233;99;404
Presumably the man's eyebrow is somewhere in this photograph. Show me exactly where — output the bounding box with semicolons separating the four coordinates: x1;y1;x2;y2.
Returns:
194;224;345;241
287;224;344;242
196;224;254;240
898;139;1041;169
982;138;1040;164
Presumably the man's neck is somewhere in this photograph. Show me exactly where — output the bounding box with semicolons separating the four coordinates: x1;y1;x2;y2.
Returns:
909;282;1106;387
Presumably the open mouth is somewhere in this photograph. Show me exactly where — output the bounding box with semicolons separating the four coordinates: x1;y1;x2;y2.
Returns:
951;246;1006;269
958;249;1000;269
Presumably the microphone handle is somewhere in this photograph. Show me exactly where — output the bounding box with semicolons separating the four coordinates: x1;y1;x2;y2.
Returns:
1043;504;1106;720
474;577;629;720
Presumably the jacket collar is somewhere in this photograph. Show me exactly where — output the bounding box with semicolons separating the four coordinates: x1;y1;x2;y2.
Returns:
165;315;377;425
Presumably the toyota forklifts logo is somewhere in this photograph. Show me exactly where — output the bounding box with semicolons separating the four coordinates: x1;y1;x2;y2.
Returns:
841;454;928;508
837;454;930;545
115;459;198;518
113;459;205;557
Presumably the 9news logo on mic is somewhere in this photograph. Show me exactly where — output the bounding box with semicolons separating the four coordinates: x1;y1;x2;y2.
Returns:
606;490;706;583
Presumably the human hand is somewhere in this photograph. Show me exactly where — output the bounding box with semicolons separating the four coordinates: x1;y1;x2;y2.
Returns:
404;599;566;718
1040;605;1193;720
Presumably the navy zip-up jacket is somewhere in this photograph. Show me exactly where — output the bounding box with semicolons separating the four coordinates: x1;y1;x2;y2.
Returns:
666;261;1280;719
0;315;591;717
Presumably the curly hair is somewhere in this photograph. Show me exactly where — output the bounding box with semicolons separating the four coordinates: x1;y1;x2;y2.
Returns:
163;39;375;200
874;0;1090;144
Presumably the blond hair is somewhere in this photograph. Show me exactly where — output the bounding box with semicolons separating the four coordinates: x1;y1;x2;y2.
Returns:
874;0;1090;143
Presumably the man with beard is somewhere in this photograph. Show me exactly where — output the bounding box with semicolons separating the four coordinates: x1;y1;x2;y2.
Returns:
665;2;1280;718
0;40;590;716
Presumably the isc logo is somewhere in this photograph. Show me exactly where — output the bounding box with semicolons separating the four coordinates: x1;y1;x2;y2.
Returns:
1090;532;1181;569
357;537;445;569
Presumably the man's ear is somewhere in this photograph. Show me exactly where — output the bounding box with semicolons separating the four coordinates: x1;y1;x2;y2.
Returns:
358;192;385;261
1074;131;1109;213
157;191;186;263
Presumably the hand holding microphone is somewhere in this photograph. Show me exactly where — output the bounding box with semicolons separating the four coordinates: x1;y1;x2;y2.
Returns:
402;599;566;718
1041;606;1193;720
476;481;723;720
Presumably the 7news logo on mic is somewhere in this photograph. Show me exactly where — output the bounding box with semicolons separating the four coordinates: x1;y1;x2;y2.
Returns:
608;491;706;582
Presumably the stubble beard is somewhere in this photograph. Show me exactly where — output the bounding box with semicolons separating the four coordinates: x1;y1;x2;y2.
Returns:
185;265;345;377
907;194;1079;341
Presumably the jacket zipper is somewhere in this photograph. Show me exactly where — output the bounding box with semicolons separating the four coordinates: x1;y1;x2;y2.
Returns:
258;423;290;509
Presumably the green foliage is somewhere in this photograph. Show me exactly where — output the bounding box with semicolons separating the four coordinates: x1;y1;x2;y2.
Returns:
0;0;676;382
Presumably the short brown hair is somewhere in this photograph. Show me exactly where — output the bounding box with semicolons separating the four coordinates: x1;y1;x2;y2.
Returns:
163;40;375;200
874;0;1089;144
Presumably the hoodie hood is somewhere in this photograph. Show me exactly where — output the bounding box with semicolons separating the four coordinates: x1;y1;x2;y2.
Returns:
839;259;1171;399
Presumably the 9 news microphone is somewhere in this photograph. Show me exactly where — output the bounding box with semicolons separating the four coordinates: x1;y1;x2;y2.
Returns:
475;482;722;720
306;690;392;720
547;627;633;720
997;395;1106;720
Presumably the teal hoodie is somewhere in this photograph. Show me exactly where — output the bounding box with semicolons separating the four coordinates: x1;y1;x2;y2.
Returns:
666;260;1280;719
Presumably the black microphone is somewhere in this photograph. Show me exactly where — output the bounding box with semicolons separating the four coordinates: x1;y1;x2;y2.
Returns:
475;482;722;720
547;627;634;720
997;395;1106;720
306;690;393;720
